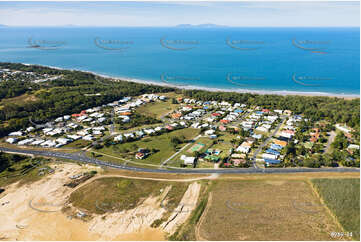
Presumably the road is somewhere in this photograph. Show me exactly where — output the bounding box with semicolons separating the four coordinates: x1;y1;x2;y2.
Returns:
252;116;286;168
0;146;358;174
325;131;336;153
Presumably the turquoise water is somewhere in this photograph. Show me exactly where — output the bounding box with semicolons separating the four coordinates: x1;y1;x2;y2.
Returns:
0;27;359;95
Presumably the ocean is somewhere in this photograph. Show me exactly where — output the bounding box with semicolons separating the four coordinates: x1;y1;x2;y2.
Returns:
0;27;359;96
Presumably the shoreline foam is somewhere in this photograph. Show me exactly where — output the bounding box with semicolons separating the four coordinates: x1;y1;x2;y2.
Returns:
22;63;360;99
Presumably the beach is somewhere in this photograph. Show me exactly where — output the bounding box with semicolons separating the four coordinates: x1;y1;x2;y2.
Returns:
27;63;360;99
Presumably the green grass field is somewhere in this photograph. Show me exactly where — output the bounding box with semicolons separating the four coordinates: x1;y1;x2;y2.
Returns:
136;99;180;119
94;128;199;165
312;178;360;240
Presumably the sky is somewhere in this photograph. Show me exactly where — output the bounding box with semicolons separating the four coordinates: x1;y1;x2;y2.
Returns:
0;1;359;27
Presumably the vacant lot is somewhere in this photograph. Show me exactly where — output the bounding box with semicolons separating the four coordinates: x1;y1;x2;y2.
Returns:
198;179;345;241
136;99;180;119
95;128;199;165
69;177;189;215
312;178;360;240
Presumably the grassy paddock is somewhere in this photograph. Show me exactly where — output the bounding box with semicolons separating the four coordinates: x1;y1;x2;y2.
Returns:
95;128;199;165
198;179;344;241
69;177;189;215
312;178;360;240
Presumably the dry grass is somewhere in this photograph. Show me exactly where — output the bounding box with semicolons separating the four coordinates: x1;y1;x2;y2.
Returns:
198;179;346;241
69;177;189;215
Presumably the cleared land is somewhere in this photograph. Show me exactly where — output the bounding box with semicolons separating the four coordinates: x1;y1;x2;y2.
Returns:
94;128;199;165
312;178;360;240
136;99;180;119
198;179;347;241
69;177;189;215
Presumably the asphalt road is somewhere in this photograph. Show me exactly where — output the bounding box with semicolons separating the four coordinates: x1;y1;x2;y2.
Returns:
0;147;359;174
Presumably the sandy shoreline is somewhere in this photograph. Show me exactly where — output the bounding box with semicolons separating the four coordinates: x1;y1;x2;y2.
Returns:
23;63;360;99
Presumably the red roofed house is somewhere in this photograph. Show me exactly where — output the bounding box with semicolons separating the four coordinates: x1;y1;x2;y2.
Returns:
219;125;226;131
220;119;230;124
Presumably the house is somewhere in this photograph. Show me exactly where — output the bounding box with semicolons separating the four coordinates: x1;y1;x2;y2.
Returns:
114;135;123;142
40;140;57;148
181;155;196;165
205;130;215;135
264;159;281;166
165;125;174;131
155;127;163;132
231;159;246;166
266;149;280;156
67;135;81;140
262;153;278;160
135;152;146;159
26;127;35;133
270;143;283;150
236;145;250;153
231;153;246;159
9;131;23;136
252;133;262;139
212;112;221;117
220;119;230;124
274;139;287;147
82;135;94;141
209;134;217;139
124;133;135;139
6;138;17;144
31;139;45;146
18;138;35;146
335;124;351;133
171;113;182;119
56;138;70;145
218;125;226;131
347;144;360;150
136;130;145;137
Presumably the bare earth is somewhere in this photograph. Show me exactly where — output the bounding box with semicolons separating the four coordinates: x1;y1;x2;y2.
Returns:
0;163;202;241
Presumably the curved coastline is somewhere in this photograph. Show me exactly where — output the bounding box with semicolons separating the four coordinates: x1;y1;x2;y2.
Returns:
22;62;360;99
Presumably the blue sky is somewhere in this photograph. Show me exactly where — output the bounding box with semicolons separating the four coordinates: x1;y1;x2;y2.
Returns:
0;1;359;27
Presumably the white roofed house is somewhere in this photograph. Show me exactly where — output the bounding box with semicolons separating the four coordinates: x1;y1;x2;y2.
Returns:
26;127;35;133
40;140;57;148
262;153;278;160
136;130;145;137
55;117;64;123
114;134;123;142
205;129;215;136
236;145;250;154
181;155;196;165
82;135;95;141
56;138;71;146
67;135;81;140
6;137;17;144
124;133;135;139
144;129;155;135
31;139;45;146
9;131;23;136
77;129;89;136
154;126;164;132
